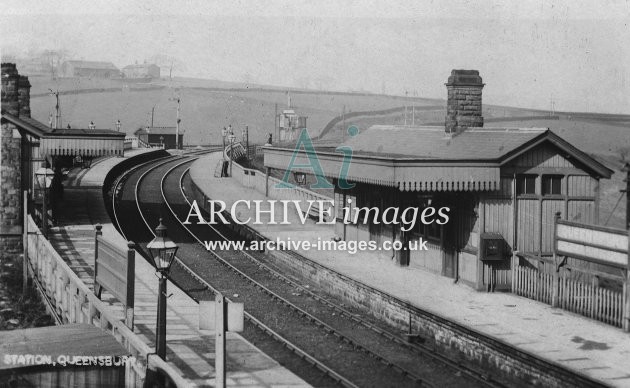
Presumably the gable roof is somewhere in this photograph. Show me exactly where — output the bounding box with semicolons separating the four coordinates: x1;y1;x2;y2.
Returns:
2;113;124;138
264;124;612;191
2;113;125;157
63;60;118;70
123;63;158;70
340;125;546;160
330;125;612;178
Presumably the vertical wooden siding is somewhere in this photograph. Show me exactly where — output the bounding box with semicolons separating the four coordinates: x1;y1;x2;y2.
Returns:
483;198;514;250
513;143;576;168
541;200;564;252
458;251;478;285
567;175;596;196
517;199;540;252
568;200;595;224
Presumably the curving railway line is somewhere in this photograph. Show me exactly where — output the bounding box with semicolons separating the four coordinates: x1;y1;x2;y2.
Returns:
109;153;507;388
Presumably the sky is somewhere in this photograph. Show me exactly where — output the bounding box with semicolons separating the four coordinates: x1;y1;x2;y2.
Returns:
1;0;629;113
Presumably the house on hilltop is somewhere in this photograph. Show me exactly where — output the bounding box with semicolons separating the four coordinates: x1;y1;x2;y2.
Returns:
60;60;120;78
122;63;160;79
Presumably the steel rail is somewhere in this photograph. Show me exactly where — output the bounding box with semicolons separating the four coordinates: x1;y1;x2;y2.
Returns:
159;160;440;387
178;164;503;387
129;157;358;388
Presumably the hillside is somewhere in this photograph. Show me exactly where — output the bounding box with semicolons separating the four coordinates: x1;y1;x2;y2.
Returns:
26;75;629;228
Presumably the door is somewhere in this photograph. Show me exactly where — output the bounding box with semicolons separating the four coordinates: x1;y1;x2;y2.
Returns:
442;221;456;278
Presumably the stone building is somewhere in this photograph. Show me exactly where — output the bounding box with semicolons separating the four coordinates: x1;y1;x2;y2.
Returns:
1;63;126;256
122;63;160;79
1;64;29;254
59;60;120;78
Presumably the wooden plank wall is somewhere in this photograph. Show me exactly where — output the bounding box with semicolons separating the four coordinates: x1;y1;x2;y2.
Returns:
515;143;575;169
517;199;540;253
508;143;598;255
541;200;564;252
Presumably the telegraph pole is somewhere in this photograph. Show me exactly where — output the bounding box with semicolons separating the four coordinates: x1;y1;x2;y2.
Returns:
274;103;278;143
624;163;629;231
169;98;181;149
48;89;60;129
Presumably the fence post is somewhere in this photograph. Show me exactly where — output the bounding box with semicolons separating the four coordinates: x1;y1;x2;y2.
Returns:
125;242;136;330
511;251;518;294
94;224;103;298
552;212;561;308
23;190;29;296
624;229;630;331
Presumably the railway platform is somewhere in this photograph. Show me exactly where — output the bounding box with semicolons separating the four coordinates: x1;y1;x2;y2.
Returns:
48;151;310;387
189;151;630;387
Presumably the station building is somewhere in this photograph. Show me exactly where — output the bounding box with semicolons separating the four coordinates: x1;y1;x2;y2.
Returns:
264;70;612;290
134;126;183;149
1;63;125;255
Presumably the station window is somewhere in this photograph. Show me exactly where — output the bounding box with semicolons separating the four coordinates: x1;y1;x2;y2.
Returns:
542;175;563;195
516;175;536;195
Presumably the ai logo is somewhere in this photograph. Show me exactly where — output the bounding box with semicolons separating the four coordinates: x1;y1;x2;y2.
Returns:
277;126;359;190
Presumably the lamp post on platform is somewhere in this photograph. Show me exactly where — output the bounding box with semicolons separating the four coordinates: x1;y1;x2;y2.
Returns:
116;119;121;132
228;132;236;177
146;219;179;360
35;163;54;238
242;126;249;161
623;162;630;231
221;127;227;160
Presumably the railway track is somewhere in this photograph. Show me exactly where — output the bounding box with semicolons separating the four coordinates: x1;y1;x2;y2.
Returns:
111;155;505;388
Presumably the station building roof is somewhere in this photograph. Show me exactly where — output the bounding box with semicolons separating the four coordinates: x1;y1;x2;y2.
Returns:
264;125;612;192
2;112;125;157
63;60;118;70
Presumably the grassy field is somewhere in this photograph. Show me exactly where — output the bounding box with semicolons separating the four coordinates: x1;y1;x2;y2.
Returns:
29;75;441;144
27;75;629;228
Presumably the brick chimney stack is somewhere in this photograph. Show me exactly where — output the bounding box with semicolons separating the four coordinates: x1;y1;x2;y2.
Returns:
445;69;484;134
0;63;23;255
1;63;20;116
18;75;31;118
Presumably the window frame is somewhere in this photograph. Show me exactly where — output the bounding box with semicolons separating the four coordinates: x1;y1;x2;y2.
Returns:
542;174;564;196
516;174;537;196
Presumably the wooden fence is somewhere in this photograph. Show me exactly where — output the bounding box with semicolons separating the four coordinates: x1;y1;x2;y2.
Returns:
512;260;624;327
512;212;629;330
24;216;192;388
512;265;554;305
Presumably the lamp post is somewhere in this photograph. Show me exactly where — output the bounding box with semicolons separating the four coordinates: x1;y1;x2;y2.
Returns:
228;132;236;177
623;162;629;231
242;126;249;161
89;121;95;130
146;219;179;360
159;136;164;149
116;119;121;132
35;163;54;238
221;127;227;159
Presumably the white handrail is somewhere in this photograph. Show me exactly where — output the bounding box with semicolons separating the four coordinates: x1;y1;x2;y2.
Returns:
26;216;192;388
